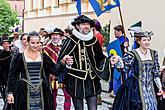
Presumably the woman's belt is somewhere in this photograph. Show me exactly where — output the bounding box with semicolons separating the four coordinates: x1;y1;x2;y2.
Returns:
20;78;43;91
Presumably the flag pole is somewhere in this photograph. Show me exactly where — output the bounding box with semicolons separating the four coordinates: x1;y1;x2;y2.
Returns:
118;6;126;40
108;20;111;43
118;6;128;51
118;6;128;82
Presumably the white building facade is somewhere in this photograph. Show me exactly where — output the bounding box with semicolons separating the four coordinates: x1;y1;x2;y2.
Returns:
24;0;165;63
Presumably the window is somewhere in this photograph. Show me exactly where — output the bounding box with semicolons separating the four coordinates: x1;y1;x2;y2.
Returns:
44;0;51;8
40;0;44;9
15;5;17;10
54;0;59;7
30;0;34;10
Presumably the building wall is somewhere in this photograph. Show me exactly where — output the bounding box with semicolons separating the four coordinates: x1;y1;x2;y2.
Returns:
24;0;112;32
8;0;24;32
8;0;24;17
110;0;165;64
24;0;165;63
24;12;111;32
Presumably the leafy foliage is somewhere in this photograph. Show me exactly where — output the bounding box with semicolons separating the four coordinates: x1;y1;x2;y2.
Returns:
0;0;19;36
101;23;110;46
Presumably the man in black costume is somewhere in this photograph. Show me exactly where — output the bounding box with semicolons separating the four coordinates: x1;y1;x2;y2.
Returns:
58;15;121;110
0;37;13;102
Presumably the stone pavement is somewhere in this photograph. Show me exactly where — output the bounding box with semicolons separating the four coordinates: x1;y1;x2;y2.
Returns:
56;88;114;110
0;98;3;110
0;81;114;110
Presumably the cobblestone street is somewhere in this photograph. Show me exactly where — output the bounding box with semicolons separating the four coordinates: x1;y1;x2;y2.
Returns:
0;82;114;110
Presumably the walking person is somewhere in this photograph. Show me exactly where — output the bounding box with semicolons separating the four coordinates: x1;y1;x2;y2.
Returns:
128;21;142;50
158;53;165;110
12;33;29;54
92;19;104;105
44;28;71;110
112;31;163;110
6;31;73;110
0;37;13;102
108;25;129;95
93;19;104;47
57;15;121;110
19;33;28;53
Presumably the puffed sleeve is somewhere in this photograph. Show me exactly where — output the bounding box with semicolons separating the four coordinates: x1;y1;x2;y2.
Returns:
7;53;22;94
122;51;135;77
152;51;162;89
152;51;160;77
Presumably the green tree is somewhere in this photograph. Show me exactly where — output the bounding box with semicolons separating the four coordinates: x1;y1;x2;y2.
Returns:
101;24;110;46
0;0;19;36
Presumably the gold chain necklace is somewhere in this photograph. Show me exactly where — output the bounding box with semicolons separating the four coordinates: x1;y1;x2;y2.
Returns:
26;52;39;61
139;48;147;55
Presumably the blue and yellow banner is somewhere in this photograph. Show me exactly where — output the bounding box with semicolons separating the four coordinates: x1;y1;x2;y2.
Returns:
107;39;122;80
88;0;120;16
76;0;81;15
107;39;122;57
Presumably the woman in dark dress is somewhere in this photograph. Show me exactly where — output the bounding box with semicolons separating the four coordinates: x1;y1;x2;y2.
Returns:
112;31;163;110
6;31;73;110
158;56;165;110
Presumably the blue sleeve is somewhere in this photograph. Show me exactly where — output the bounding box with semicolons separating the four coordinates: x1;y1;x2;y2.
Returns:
122;51;135;77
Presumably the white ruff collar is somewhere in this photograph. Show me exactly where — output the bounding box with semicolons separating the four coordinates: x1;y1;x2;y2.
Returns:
72;29;93;41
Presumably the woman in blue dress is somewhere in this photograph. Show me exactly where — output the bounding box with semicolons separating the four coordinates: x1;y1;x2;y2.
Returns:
112;31;163;110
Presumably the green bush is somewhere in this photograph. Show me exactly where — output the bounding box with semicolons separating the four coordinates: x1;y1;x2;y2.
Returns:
0;0;19;36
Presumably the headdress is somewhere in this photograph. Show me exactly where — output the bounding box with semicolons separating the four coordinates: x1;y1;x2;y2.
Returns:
71;15;95;27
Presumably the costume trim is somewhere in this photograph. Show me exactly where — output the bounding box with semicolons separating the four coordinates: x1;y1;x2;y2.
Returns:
91;46;106;72
85;45;111;82
44;44;61;64
84;38;97;47
60;39;72;57
75;78;77;96
93;80;96;95
78;43;82;69
68;36;79;44
20;78;43;91
0;54;12;61
22;53;44;110
83;80;85;97
132;49;156;110
132;50;145;110
68;72;88;80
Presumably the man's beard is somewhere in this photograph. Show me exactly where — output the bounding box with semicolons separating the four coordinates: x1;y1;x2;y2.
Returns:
79;29;90;35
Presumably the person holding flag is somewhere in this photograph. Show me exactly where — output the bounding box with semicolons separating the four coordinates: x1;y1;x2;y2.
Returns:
108;25;129;96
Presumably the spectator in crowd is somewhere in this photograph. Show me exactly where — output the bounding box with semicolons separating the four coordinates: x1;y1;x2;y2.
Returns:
44;28;72;110
0;37;13;102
